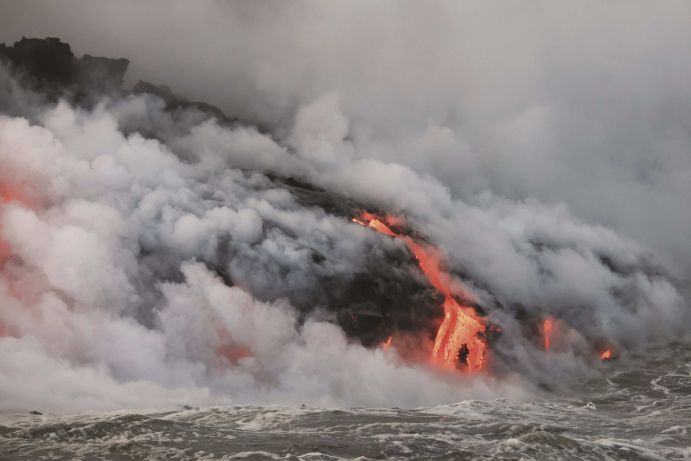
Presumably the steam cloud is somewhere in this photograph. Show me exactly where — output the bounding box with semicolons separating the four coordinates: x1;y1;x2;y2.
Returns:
0;1;689;412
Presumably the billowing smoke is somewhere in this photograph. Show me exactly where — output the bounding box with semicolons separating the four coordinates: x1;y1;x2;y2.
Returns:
0;2;689;413
3;0;690;276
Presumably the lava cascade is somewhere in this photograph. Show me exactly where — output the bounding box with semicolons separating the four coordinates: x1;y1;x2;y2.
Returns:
600;348;613;360
542;318;554;351
0;182;33;336
0;184;23;265
354;212;487;372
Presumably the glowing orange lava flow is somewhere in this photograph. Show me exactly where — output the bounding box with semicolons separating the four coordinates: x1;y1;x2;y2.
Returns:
0;185;19;265
0;183;32;336
542;318;554;351
354;212;487;372
600;348;613;360
0;183;35;265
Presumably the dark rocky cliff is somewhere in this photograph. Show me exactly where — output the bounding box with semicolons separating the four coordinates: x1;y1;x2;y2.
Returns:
0;37;128;98
0;37;234;124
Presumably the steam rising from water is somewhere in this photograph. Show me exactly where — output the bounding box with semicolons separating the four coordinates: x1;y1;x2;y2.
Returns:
0;1;689;413
0;72;685;412
0;96;530;411
3;0;691;275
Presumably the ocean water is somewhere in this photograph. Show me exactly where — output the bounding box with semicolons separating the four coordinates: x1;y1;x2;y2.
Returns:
1;343;689;461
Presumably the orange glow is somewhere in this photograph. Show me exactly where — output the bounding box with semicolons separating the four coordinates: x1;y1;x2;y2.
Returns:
600;348;613;360
0;184;22;265
0;183;33;207
542;318;554;351
0;185;17;204
0;183;35;265
0;182;36;336
217;343;252;365
381;336;393;350
354;212;487;372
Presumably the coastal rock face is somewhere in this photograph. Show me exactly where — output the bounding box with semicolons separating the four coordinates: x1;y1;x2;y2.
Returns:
0;37;233;124
0;37;128;97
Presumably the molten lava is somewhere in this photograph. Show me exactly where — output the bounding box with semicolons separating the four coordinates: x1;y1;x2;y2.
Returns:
600;348;613;360
0;182;36;336
381;336;393;350
0;184;23;265
354;212;487;372
542;318;554;351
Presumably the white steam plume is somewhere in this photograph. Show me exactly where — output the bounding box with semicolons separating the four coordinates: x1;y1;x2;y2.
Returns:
0;1;688;413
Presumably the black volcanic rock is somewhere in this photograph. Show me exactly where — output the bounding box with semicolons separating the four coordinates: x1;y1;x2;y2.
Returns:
0;37;255;132
0;37;76;85
78;54;129;90
133;80;234;124
0;36;245;141
0;37;128;100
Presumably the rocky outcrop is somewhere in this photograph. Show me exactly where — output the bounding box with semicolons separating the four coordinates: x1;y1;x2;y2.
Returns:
133;80;233;123
0;37;235;124
0;37;128;98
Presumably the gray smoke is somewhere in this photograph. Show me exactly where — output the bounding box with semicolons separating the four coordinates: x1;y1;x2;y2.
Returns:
0;1;689;413
2;1;690;276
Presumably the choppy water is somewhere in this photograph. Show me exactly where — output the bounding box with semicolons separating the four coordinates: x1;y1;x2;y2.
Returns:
1;343;689;461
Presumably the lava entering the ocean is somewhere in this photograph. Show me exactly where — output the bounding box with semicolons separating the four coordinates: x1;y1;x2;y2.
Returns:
353;212;488;372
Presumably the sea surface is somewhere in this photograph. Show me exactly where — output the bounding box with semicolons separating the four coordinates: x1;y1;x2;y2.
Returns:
1;343;689;460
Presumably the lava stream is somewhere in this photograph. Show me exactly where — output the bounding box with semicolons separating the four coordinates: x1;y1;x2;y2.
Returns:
0;184;22;265
354;212;487;372
542;318;554;351
0;182;35;337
